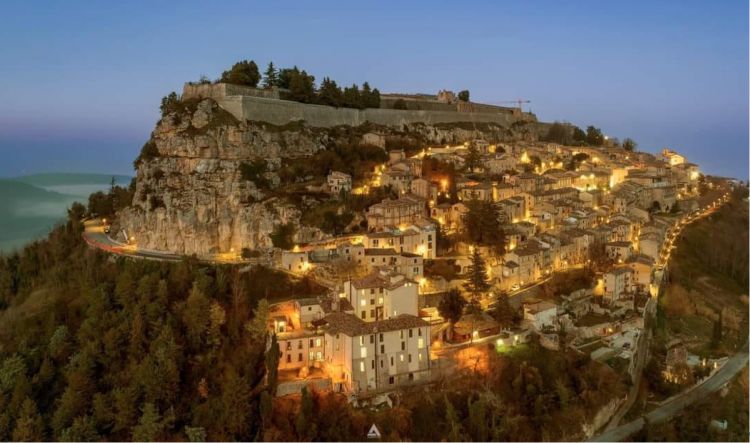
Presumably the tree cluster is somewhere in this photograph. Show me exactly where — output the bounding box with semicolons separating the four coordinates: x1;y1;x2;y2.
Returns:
220;60;261;87
462;199;505;251
216;60;382;109
0;204;325;441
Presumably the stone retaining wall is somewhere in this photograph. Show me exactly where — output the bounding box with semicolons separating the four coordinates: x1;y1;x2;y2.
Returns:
221;95;529;128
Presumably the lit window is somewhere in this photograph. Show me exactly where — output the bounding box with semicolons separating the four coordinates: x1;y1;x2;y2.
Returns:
360;299;366;307
360;347;367;358
378;297;384;304
360;361;365;372
315;338;321;347
400;354;404;362
418;338;424;349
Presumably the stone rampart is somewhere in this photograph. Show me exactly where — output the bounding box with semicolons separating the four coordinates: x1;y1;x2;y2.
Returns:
183;82;535;128
182;83;281;100
221;95;530;128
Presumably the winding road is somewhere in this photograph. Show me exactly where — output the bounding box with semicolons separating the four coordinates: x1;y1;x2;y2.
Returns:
590;189;745;441
590;346;749;442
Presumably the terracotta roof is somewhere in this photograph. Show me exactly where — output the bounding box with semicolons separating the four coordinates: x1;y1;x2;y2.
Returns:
322;312;428;336
364;248;398;256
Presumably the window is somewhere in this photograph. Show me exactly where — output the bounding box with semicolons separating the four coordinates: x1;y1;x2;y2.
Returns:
360;347;367;358
298;353;303;362
315;338;321;347
379;333;384;341
316;351;322;361
286;342;292;351
390;357;394;366
418;338;425;349
380;360;384;368
400;354;404;362
308;350;314;360
389;376;394;384
360;361;365;372
371;360;375;369
418;328;422;336
408;373;414;381
370;298;375;305
409;329;413;338
298;341;303;349
370;288;375;294
286;354;291;363
360;299;366;307
419;353;423;362
408;354;412;363
370;309;375;318
359;336;364;345
401;341;406;351
399;330;404;339
361;311;366;319
309;339;313;347
378;297;384;305
379;288;383;293
370;335;374;344
380;344;385;354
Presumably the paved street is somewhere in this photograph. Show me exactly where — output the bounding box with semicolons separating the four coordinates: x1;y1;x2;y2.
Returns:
83;220;189;262
590;346;749;442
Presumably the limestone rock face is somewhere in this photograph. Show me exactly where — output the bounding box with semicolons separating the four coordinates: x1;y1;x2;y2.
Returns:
119;98;540;256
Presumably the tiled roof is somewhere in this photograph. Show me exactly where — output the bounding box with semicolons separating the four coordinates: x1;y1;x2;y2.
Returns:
322;312;428;336
365;248;398;256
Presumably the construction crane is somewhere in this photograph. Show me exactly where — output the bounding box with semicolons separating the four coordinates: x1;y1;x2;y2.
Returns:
495;99;531;112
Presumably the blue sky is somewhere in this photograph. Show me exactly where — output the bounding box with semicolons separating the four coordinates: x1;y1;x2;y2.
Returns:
0;0;747;178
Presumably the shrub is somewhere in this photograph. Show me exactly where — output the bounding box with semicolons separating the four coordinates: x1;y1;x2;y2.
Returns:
270;223;296;249
393;99;408;110
239;160;270;188
219;60;261;87
134;140;160;168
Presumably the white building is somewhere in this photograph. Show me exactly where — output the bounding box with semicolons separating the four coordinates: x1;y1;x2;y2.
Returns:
603;267;634;301
364;223;436;259
327;171;352;194
523;300;558;331
322;312;430;393
342;269;419;322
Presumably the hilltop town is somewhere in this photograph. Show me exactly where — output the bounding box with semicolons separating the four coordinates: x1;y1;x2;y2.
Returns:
73;60;744;439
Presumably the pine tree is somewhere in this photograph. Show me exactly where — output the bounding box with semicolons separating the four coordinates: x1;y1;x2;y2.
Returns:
13;398;45;441
262;62;279;88
465;142;482;172
132;403;163;442
464;248;491;306
296;386;315;439
317;77;343;107
185;426;207;442
444;395;463;442
265;334;280;395
342;84;361;108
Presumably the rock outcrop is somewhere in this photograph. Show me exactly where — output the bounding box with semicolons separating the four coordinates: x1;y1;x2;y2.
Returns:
118;97;544;256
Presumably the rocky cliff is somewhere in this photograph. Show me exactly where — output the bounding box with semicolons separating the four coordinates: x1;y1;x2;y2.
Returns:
118;97;545;256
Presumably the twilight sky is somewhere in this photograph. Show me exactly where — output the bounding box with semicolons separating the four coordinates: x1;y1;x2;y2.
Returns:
0;0;747;178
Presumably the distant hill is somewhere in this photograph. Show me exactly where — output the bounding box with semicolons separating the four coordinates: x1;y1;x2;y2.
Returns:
13;172;132;187
0;179;81;252
0;173;132;253
11;173;132;199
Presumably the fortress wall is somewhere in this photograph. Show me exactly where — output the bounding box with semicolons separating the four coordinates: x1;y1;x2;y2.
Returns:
182;83;280;100
221;96;523;128
380;96;458;112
